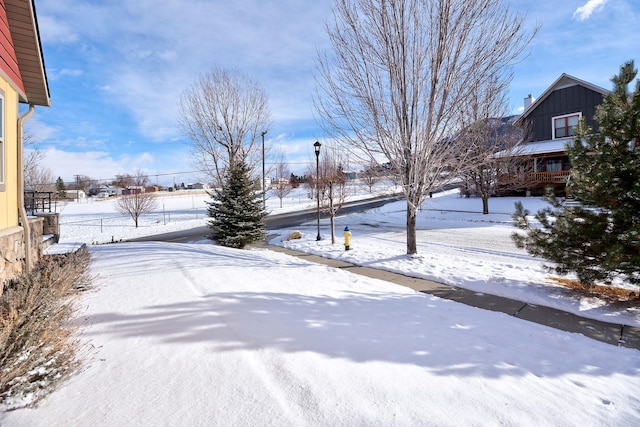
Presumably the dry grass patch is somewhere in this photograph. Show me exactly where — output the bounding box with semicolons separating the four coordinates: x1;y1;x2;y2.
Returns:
0;247;93;410
550;277;640;307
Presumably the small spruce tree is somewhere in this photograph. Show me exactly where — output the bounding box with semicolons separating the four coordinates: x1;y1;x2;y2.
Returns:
512;61;640;286
207;159;267;248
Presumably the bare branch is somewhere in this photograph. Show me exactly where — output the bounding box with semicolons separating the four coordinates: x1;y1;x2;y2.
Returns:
178;66;272;186
115;170;158;228
315;0;537;254
270;151;293;208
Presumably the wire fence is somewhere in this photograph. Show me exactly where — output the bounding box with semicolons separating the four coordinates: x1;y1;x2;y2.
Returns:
60;206;206;238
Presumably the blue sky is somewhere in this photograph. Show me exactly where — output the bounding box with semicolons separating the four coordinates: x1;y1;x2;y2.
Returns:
27;0;640;186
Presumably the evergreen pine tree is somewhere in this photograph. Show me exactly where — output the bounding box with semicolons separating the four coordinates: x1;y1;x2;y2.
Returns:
207;159;267;249
512;61;640;286
55;176;67;198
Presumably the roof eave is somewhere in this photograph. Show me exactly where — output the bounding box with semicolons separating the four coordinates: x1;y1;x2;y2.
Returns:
5;0;50;107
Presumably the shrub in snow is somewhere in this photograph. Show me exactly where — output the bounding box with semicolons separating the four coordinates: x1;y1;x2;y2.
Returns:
0;247;93;410
286;231;303;241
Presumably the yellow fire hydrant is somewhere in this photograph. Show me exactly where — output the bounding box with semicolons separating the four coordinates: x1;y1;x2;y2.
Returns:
343;226;352;251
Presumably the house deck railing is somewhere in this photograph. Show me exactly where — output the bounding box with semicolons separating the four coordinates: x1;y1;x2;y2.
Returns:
498;170;570;187
24;191;54;215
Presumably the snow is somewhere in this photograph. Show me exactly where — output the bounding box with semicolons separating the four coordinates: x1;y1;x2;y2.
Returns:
3;185;640;425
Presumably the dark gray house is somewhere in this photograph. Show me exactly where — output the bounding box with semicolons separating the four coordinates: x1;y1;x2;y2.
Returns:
511;73;609;194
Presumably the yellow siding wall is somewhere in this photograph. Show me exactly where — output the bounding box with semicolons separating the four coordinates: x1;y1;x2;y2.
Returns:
0;78;19;230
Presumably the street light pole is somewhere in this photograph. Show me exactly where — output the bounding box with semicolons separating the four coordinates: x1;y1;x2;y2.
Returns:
261;130;267;210
314;141;322;241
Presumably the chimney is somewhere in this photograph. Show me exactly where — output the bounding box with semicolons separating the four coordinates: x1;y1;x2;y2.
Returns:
524;94;533;110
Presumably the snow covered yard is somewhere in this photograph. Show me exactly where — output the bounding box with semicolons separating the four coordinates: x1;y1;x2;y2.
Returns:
2;241;639;426
3;186;640;425
271;192;640;329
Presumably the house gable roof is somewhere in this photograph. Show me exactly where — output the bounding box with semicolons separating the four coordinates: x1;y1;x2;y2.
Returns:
516;73;608;127
4;0;49;106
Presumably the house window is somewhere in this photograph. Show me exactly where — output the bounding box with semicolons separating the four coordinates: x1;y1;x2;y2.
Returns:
546;158;563;172
553;113;581;139
0;93;4;192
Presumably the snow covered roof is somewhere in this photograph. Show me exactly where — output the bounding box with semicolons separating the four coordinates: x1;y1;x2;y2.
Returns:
519;138;571;155
495;138;571;158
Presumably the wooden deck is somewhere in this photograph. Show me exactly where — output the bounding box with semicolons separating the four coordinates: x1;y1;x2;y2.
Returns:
499;170;570;188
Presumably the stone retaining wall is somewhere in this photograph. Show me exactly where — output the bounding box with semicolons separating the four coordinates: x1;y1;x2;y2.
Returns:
35;212;60;243
0;217;46;293
0;226;25;291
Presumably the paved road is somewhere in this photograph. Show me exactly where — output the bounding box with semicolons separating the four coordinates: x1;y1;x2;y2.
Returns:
130;194;402;243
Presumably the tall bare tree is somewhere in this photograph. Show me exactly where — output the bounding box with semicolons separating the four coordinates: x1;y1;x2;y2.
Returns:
116;171;158;228
178;66;272;186
316;0;536;254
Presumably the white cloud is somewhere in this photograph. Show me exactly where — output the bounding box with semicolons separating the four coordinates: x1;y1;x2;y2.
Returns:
59;68;83;77
37;15;78;44
24;116;59;142
573;0;609;21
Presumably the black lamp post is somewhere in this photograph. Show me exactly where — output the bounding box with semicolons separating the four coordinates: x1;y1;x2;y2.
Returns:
314;141;322;241
261;130;267;210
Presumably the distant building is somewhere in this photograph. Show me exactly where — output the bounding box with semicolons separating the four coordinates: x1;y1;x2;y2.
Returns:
122;186;145;195
65;190;87;199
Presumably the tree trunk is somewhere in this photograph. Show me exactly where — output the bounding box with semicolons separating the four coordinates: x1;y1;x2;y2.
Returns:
406;203;417;255
482;196;489;215
329;183;336;244
330;214;336;244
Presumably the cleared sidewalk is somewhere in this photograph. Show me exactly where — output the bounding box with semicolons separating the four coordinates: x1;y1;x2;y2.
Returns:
260;243;640;351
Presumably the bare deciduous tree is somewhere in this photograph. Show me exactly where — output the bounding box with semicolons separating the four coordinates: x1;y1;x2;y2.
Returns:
71;175;98;196
457;77;528;214
178;66;272;186
361;160;385;193
270;152;293;208
311;145;349;244
24;164;54;193
111;173;134;189
116;171;158;228
316;0;536;254
459;115;526;213
23;133;54;192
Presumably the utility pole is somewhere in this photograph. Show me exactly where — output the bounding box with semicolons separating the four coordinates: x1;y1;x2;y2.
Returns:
261;130;267;210
74;174;80;203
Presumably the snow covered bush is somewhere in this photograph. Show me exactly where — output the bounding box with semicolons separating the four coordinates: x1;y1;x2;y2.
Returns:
0;247;93;410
